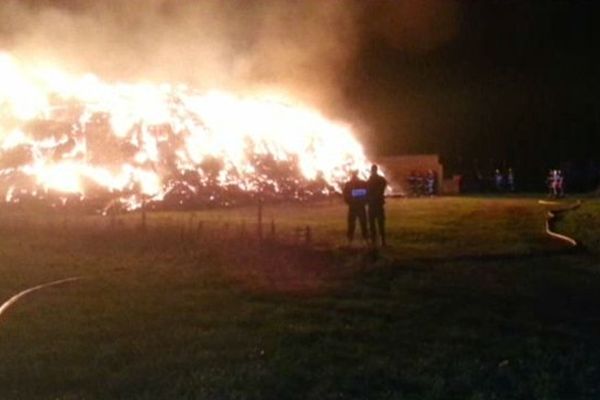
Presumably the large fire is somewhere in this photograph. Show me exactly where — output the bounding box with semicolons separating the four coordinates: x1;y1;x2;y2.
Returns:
0;52;370;211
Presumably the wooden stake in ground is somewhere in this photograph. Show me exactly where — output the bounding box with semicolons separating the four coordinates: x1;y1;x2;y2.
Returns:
305;226;312;245
257;197;263;241
140;195;147;233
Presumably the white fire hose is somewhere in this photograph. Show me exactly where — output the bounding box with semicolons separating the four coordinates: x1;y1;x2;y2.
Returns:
538;200;581;248
0;277;85;324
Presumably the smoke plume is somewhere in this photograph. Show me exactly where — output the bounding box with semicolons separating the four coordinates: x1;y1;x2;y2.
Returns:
1;1;362;109
0;0;460;136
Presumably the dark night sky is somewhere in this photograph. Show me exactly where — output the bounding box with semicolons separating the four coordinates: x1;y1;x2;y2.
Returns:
349;1;598;180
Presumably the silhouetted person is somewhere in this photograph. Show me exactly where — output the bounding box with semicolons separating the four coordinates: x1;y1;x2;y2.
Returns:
548;169;564;198
343;170;368;244
426;169;436;196
408;170;417;196
367;164;388;246
494;169;504;192
547;169;556;197
415;171;424;196
507;168;515;192
557;170;565;197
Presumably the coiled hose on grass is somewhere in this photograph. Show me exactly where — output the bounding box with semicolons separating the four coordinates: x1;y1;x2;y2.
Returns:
539;200;582;248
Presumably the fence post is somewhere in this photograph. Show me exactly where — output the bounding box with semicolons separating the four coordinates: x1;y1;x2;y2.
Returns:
196;221;204;238
140;196;147;233
257;197;263;241
223;222;230;238
305;225;312;245
188;212;195;232
240;220;247;239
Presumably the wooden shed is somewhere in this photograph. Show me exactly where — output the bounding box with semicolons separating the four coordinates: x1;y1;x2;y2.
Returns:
374;154;460;195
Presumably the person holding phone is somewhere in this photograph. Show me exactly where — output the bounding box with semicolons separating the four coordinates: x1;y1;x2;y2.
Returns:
343;170;368;245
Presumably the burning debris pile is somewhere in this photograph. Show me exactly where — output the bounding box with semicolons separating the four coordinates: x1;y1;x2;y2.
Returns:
0;52;370;212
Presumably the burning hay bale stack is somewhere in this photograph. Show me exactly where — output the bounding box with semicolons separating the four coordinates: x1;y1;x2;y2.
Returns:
0;52;371;213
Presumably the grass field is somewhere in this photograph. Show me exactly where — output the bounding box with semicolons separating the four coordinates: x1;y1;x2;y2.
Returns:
557;199;600;254
0;196;599;399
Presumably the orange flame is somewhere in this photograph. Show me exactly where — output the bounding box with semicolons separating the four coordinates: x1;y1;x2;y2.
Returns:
0;52;370;209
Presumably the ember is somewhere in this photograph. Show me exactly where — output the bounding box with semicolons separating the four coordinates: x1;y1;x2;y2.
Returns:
0;52;370;211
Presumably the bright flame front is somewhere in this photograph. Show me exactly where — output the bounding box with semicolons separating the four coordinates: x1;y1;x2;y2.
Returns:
0;52;370;210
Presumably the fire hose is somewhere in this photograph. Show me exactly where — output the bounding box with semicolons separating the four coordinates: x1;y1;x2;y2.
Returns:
0;277;85;324
538;200;582;248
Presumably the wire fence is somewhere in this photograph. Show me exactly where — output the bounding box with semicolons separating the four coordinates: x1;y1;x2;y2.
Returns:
0;210;320;250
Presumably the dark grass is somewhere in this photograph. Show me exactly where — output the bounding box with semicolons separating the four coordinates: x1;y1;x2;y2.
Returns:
556;198;600;254
1;197;600;399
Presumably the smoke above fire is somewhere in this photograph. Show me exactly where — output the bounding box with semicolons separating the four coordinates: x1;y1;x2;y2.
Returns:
0;0;363;111
0;0;459;111
0;0;459;209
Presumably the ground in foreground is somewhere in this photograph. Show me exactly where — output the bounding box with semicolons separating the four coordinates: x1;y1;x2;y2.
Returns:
0;197;599;399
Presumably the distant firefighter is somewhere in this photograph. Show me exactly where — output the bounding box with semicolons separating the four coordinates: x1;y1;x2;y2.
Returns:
425;169;437;196
407;171;417;196
547;169;565;198
367;164;388;247
507;168;515;192
494;169;504;192
416;172;425;196
407;169;438;197
547;170;557;197
343;170;368;244
556;170;565;198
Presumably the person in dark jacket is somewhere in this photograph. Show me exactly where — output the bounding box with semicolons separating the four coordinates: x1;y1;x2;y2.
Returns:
367;164;388;246
343;170;368;244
